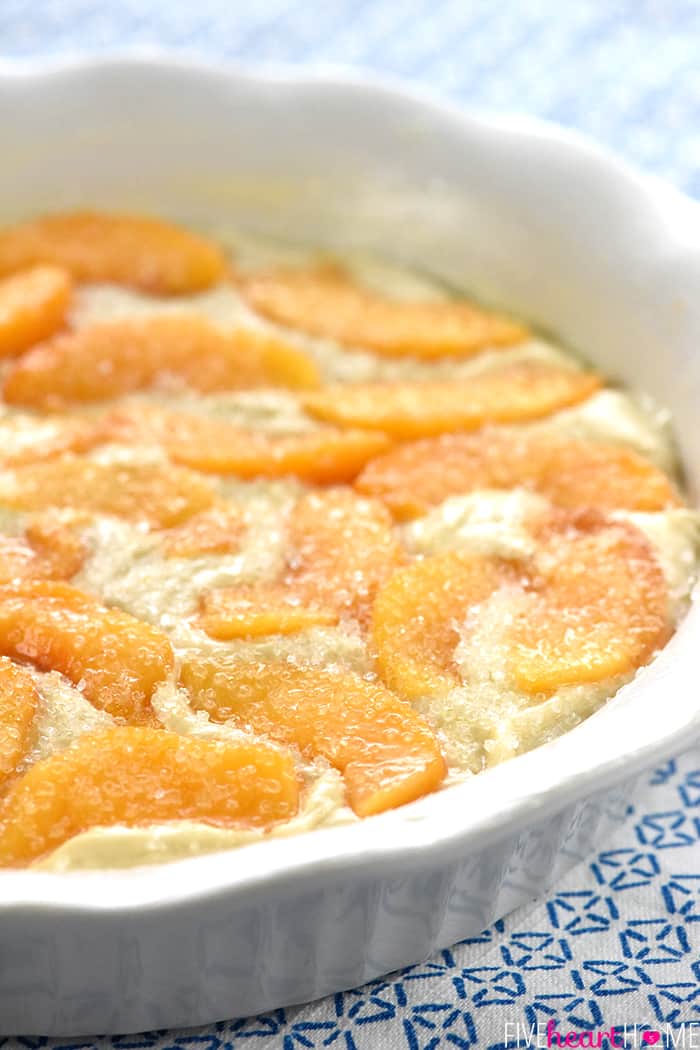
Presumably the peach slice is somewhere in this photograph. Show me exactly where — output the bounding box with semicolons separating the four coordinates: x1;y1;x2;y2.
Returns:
162;506;247;558
0;657;38;788
284;488;405;625
0;211;225;294
0;266;72;358
0;580;174;723
238;263;527;358
0;726;300;866
0;456;215;528
201;587;338;639
356;430;680;520
510;512;672;693
200;488;405;638
371;512;670;700
4;315;319;410
101;405;393;482
303;363;601;439
372;549;515;700
180;656;446;817
0;515;86;584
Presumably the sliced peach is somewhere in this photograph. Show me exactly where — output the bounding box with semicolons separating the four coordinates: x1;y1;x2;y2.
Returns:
0;657;38;787
24;515;86;578
511;512;672;693
199;489;405;638
180;656;446;817
238;263;527;358
371;512;670;700
101;405;393;482
166;423;392;483
303;363;601;439
0;726;300;866
162;506;246;558
372;549;515;700
285;488;405;625
201;587;338;639
0;514;85;584
0;266;72;358
0;456;215;527
0;211;225;294
0;580;173;723
4;315;319;409
356;430;680;520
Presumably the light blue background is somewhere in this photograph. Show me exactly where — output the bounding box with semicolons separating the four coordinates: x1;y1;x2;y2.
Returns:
3;1;700;196
2;4;700;1047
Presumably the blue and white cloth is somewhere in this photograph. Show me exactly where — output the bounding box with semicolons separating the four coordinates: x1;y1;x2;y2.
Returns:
2;3;700;1045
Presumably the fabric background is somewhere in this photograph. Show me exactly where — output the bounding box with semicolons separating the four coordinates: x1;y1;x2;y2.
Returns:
2;3;700;1046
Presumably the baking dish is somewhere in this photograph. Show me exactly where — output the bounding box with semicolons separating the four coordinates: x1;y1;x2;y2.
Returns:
0;54;699;1037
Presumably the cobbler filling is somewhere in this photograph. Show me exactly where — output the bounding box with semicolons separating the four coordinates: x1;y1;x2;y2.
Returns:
0;210;695;870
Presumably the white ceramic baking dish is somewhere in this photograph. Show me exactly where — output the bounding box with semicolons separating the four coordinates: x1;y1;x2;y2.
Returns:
0;54;699;1038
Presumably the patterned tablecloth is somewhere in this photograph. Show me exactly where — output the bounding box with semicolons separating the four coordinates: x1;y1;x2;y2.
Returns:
2;3;700;1046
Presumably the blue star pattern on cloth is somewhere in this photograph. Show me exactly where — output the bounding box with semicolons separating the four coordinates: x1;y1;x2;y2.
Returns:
2;2;700;1045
